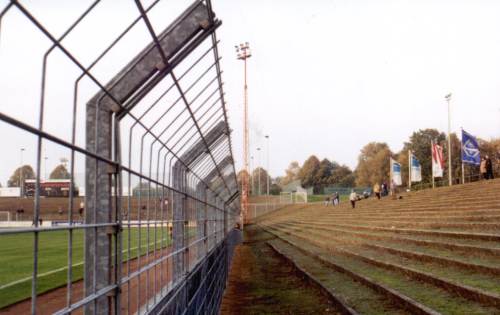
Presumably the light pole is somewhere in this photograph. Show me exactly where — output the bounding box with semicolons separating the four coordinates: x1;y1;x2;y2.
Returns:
236;42;251;222
265;135;270;196
256;147;261;195
20;148;25;197
445;93;452;186
250;155;254;195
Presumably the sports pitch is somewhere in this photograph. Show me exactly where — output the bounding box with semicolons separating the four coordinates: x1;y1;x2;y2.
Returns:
0;227;173;308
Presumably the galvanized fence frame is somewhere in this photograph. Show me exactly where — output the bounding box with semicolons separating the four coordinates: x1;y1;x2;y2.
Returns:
0;1;240;314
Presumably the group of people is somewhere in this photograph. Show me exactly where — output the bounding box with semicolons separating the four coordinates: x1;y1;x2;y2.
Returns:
323;192;340;206
326;159;496;210
372;182;389;200
480;155;494;180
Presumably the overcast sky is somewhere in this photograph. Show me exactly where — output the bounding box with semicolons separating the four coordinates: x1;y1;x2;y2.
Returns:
1;0;500;186
217;0;500;177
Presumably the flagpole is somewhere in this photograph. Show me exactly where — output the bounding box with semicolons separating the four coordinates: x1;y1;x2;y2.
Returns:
461;127;465;184
390;157;393;195
431;141;435;189
445;93;452;186
408;150;412;190
389;156;396;196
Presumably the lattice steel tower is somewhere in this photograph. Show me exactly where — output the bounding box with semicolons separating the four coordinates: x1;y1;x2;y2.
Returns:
236;42;251;223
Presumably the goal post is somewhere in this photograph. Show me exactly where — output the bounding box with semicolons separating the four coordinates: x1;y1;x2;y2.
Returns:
292;192;308;204
279;192;307;204
279;192;292;204
0;211;11;221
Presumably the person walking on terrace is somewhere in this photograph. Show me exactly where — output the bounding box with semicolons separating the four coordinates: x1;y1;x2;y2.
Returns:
349;190;357;209
373;182;381;200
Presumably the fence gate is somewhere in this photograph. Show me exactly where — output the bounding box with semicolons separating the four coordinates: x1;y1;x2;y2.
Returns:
0;0;240;314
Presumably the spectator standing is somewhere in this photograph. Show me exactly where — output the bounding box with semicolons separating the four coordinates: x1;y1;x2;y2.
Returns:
79;202;85;218
332;192;339;206
349;190;357;209
382;181;389;196
486;155;494;179
390;180;397;199
480;157;487;180
373;183;381;200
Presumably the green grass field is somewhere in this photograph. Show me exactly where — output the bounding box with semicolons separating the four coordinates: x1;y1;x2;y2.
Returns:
307;194;349;203
0;226;177;309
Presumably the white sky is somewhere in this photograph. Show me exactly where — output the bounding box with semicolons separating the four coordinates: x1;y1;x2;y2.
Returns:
0;0;500;186
217;0;500;176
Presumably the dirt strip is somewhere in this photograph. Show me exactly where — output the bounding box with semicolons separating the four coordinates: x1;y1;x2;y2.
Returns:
219;225;341;315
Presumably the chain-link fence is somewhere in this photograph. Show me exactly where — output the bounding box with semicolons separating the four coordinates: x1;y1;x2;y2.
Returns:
0;1;239;314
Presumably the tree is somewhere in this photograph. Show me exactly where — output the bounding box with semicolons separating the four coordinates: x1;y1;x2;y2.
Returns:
478;137;500;176
398;129;446;186
251;167;271;195
298;155;320;192
330;164;355;187
445;133;462;183
269;183;282;195
50;164;70;179
396;149;409;187
237;169;250;192
315;159;334;189
479;137;500;159
281;161;301;186
355;142;392;186
8;165;35;187
338;172;356;187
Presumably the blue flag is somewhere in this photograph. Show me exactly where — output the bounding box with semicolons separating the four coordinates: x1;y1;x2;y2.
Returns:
410;153;422;182
461;130;480;165
391;158;402;186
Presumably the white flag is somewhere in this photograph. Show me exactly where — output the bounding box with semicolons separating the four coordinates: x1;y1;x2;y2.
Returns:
391;158;402;186
432;143;444;178
410;153;422;182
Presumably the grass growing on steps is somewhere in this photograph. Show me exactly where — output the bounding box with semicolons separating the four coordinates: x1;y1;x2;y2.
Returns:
268;227;500;315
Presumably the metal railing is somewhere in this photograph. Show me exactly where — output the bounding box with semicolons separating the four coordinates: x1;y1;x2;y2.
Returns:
246;202;291;222
0;1;239;314
409;171;498;192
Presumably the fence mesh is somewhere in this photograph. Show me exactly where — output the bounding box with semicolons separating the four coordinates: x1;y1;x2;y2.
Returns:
0;1;240;314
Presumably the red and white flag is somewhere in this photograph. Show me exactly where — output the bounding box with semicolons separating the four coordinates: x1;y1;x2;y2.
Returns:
432;142;444;178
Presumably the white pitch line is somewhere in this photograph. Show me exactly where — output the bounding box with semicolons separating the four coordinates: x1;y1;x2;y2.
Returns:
0;238;170;291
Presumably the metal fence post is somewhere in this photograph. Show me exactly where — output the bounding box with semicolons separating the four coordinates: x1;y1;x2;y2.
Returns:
85;98;113;315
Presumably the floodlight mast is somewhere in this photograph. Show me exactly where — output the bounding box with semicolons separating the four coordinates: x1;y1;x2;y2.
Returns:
257;147;261;195
265;135;270;196
236;42;251;223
